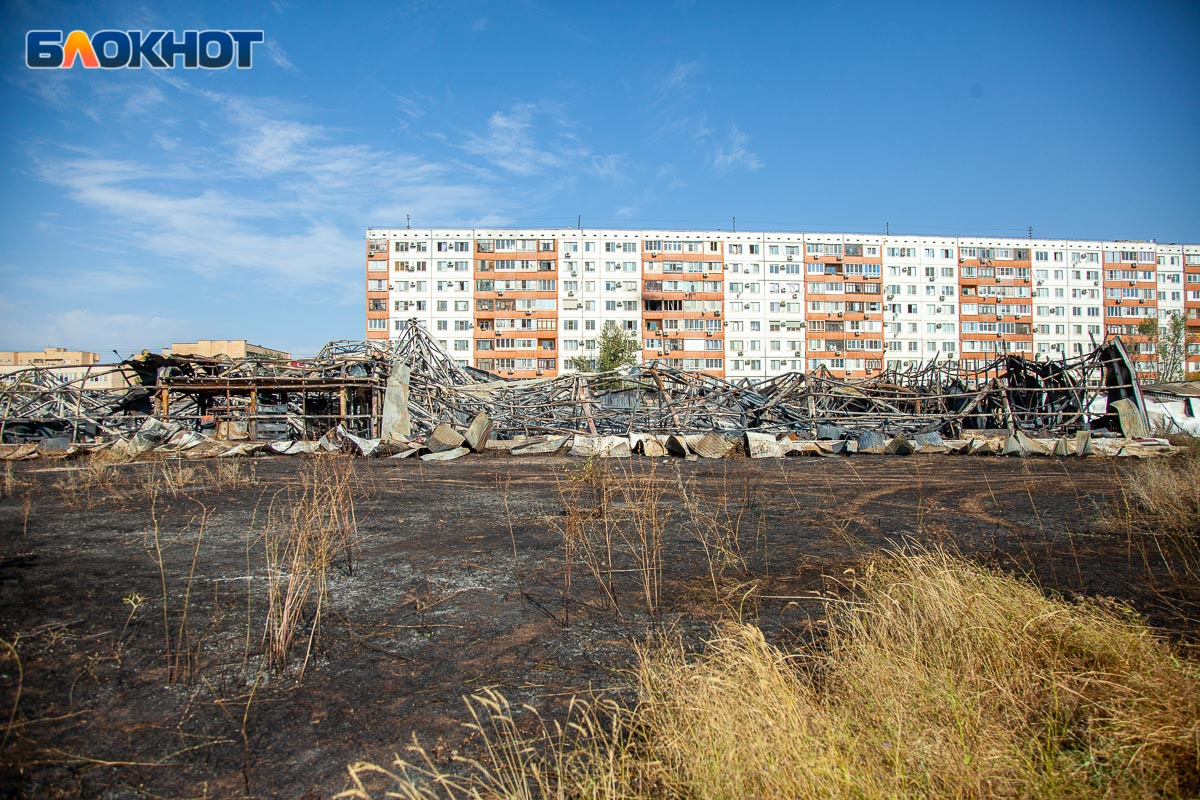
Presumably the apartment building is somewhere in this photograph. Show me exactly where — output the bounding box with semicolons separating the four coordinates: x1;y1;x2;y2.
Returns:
366;228;1200;381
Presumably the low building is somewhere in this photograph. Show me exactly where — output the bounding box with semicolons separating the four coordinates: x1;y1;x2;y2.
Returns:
0;347;101;368
0;348;134;390
163;340;290;360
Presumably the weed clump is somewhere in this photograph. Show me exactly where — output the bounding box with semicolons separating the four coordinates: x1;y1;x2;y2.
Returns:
1121;447;1200;537
342;549;1200;799
263;454;358;677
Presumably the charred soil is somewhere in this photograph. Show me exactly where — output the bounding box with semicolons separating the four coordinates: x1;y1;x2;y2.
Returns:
0;454;1196;798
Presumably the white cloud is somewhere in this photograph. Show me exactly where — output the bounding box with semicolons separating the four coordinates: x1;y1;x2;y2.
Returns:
119;84;166;116
589;153;626;179
711;125;763;175
463;105;565;175
471;17;489;32
461;103;622;179
17;77;626;354
264;38;298;72
664;60;700;89
609;163;686;222
394;94;428;119
0;306;188;355
30;83;528;300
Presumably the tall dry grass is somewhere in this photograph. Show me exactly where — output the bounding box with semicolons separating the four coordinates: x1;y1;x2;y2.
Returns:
341;549;1200;799
675;464;765;603
1121;450;1200;536
2;462;29;500
553;458;674;617
262;454;358;677
642;550;1200;799
340;688;657;800
1110;447;1200;583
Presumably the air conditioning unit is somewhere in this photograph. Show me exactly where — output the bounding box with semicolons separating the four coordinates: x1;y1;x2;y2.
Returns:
786;255;793;261
737;351;744;356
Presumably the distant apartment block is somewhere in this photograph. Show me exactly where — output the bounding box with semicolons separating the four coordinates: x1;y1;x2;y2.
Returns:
0;347;101;368
365;229;1200;381
163;340;291;360
0;347;131;389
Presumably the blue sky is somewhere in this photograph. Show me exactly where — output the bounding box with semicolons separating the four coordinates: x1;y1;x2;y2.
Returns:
2;0;1198;357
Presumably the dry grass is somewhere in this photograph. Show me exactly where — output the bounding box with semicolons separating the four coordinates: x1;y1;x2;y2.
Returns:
1108;447;1200;583
339;688;658;800
261;454;359;677
343;549;1200;799
675;464;765;603
54;458;125;507
1121;449;1200;537
2;462;30;500
54;454;258;507
641;550;1200;799
553;459;675;617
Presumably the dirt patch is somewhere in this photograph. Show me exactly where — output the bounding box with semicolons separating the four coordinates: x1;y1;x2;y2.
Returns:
0;454;1195;798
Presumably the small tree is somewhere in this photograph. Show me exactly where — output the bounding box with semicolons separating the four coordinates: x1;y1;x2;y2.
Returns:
569;322;639;373
1139;312;1194;382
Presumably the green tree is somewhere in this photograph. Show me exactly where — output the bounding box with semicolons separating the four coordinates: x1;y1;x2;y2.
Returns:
569;322;639;373
1137;312;1194;382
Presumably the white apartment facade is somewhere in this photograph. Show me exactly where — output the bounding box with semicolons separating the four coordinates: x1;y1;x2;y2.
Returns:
366;228;1200;381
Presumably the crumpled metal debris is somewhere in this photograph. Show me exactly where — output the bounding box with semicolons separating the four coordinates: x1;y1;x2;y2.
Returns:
0;321;1177;461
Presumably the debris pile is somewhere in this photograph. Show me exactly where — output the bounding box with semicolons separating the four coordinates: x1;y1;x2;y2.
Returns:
0;320;1174;459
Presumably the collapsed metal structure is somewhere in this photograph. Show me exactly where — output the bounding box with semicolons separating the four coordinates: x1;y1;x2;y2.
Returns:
1;320;1149;445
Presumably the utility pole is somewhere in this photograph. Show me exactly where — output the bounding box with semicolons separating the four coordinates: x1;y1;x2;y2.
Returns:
732;216;736;232
1027;225;1032;240
406;213;410;230
577;214;582;231
885;221;889;235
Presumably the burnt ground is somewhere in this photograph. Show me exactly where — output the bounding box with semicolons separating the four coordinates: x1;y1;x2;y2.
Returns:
0;453;1197;799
